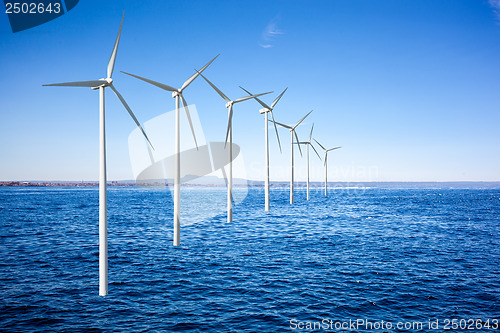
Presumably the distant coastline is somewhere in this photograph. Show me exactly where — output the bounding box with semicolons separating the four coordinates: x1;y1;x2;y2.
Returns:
1;180;500;189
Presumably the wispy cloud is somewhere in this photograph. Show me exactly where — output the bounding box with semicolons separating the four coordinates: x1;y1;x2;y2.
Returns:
259;16;285;48
489;0;500;19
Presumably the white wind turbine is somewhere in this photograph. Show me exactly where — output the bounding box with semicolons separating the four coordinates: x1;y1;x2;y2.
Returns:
239;86;287;212
196;71;272;222
121;55;218;247
272;110;313;204
314;139;341;196
295;124;322;200
43;12;153;296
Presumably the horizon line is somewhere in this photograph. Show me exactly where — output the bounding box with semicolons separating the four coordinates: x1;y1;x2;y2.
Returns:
2;180;500;184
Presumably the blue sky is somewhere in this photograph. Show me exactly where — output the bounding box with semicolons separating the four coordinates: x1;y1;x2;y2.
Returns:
1;0;499;182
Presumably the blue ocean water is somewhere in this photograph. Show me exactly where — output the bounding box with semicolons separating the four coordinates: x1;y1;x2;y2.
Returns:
0;186;499;332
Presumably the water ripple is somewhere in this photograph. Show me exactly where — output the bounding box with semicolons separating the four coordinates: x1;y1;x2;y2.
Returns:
0;187;499;331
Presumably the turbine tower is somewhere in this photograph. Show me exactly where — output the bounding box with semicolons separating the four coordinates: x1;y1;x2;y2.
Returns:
314;139;341;196
196;71;271;222
296;124;321;200
272;110;312;204
239;86;287;211
121;55;218;246
43;12;153;296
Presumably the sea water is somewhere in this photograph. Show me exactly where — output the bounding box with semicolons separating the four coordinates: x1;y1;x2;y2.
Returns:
0;186;499;332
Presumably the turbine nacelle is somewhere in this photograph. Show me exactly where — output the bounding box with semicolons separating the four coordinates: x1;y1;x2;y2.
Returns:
91;78;113;90
172;90;182;98
225;101;234;109
259;108;271;114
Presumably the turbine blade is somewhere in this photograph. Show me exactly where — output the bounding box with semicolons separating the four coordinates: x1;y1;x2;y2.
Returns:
309;123;314;142
327;146;342;152
107;11;124;79
269;110;282;153
324;153;327;166
195;69;231;102
180;94;199;150
239;86;270;110
294;131;303;156
220;166;229;187
311;142;322;160
314;139;326;151
224;104;233;147
270;119;292;129
293;110;313;129
43;80;106;87
109;84;154;150
181;54;219;92
270;87;288;109
121;71;177;92
234;91;272;104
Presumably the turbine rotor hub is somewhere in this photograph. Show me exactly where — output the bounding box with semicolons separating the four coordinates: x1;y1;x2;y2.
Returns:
91;78;111;90
172;91;181;98
225;101;234;108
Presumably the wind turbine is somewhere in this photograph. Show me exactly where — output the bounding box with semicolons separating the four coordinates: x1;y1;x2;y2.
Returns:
121;55;218;247
295;124;321;200
43;12;153;296
239;86;286;212
196;71;272;222
314;139;341;196
272;110;313;204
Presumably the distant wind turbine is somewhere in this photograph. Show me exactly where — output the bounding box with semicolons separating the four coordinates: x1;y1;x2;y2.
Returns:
239;86;287;211
43;12;153;296
121;55;218;247
314;139;341;196
272;110;313;204
196;71;272;222
296;124;321;200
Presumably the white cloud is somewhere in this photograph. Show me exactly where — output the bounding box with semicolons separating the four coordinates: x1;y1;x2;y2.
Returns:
259;17;284;48
489;0;500;18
